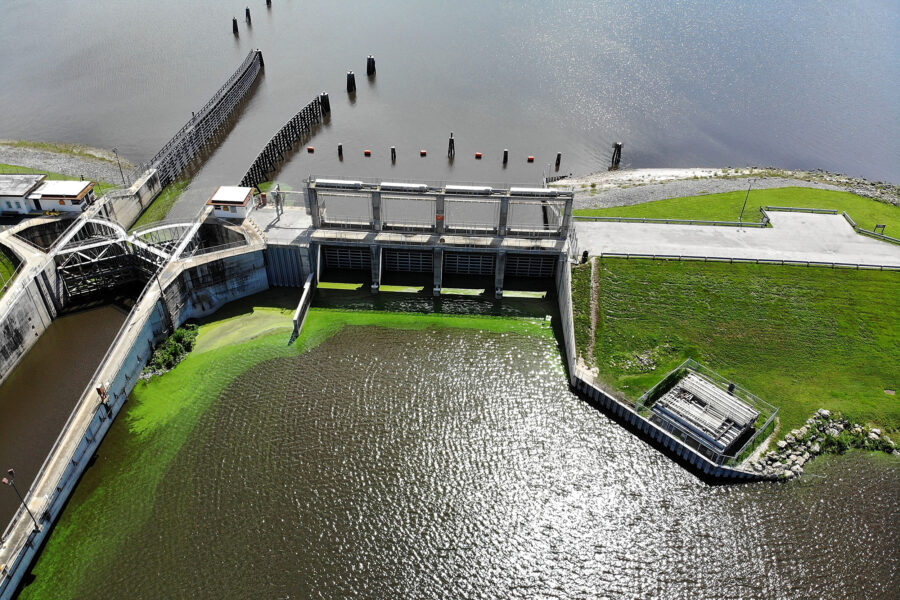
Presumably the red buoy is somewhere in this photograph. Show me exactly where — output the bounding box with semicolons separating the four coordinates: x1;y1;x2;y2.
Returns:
475;152;482;159
420;149;427;157
364;149;372;157
307;146;315;153
527;156;535;163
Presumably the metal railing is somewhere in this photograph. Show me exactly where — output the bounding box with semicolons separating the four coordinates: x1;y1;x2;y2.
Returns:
634;359;778;466
573;214;769;227
597;252;900;271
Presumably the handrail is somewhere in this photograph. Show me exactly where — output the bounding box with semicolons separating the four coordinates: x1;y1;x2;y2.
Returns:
597;252;900;271
573;215;768;227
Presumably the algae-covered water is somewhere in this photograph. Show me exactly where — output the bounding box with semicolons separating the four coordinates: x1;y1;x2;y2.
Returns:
19;294;899;599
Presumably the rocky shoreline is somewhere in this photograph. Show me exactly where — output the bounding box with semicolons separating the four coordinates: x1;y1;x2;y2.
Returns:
557;167;900;211
0;140;134;186
747;409;897;480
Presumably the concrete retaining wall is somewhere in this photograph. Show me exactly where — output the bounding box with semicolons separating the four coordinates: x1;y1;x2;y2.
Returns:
266;244;311;287
554;257;577;384
0;259;64;387
573;375;768;482
100;170;163;230
0;298;169;598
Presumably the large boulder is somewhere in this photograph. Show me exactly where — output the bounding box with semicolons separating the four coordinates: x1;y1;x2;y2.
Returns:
818;409;831;418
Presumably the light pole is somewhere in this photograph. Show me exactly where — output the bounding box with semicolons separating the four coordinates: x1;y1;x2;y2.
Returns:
112;147;127;187
739;178;753;226
2;469;40;533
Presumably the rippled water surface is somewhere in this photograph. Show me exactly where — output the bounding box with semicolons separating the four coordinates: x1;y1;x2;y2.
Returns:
0;0;897;217
31;325;898;599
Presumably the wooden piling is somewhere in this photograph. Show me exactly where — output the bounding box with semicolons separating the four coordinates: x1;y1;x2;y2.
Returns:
391;146;396;162
611;142;623;170
366;55;376;77
245;7;251;23
447;132;455;158
338;144;343;159
346;71;356;93
319;91;330;115
555;152;562;170
503;149;508;164
233;17;238;34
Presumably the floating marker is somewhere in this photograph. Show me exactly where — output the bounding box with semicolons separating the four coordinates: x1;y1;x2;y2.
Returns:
232;17;238;34
475;152;482;159
366;55;376;77
346;71;356;93
307;146;315;153
338;144;343;159
503;149;509;164
420;149;427;157
364;149;372;157
391;146;396;162
527;156;535;163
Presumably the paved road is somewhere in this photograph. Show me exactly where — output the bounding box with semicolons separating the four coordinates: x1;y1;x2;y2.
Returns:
575;211;900;267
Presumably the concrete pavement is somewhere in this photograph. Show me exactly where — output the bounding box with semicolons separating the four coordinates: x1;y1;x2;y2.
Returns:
574;211;900;268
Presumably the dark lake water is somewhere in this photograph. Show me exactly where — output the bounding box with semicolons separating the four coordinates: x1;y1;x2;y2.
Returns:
20;324;900;599
1;0;897;219
0;305;125;524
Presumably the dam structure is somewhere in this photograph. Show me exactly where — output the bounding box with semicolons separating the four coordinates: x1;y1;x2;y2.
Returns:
0;165;776;595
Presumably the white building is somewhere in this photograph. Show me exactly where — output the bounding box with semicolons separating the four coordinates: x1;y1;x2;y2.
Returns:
0;174;46;215
207;186;253;220
28;180;97;213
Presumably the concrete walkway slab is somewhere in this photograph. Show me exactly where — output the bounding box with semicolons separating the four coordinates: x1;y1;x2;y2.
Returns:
575;212;900;268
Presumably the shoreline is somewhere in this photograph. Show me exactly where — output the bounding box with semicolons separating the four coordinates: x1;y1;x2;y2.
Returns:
555;167;900;210
0;140;134;186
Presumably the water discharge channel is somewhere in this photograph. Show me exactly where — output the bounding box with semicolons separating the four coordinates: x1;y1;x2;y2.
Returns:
14;294;899;599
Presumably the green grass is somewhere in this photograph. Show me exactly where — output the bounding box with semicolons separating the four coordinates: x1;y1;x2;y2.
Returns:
0;244;19;297
0;162;118;197
131;179;189;229
20;291;553;599
574;187;900;234
583;258;900;439
571;263;592;358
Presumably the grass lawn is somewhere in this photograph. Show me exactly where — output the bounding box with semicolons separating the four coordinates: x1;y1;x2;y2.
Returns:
582;258;900;438
0;244;19;297
574;187;900;235
0;162;118;197
131;179;189;229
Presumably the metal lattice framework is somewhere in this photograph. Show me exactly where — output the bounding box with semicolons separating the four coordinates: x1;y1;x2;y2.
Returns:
53;217;201;299
240;96;325;190
124;50;264;187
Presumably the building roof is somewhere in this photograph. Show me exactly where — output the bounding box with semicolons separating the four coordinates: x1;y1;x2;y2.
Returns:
29;180;94;198
208;186;253;206
652;372;759;454
0;174;46;197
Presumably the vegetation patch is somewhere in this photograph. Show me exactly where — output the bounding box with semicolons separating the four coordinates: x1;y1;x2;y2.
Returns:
21;291;555;598
570;263;592;358
582;258;900;438
0;140;124;165
574;187;900;234
0;243;19;297
131;179;190;229
142;324;199;376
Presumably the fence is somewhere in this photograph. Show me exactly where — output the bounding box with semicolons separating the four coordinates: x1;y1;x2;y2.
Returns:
634;359;778;466
240;97;325;190
125;50;264;187
574;214;769;228
597;252;900;271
